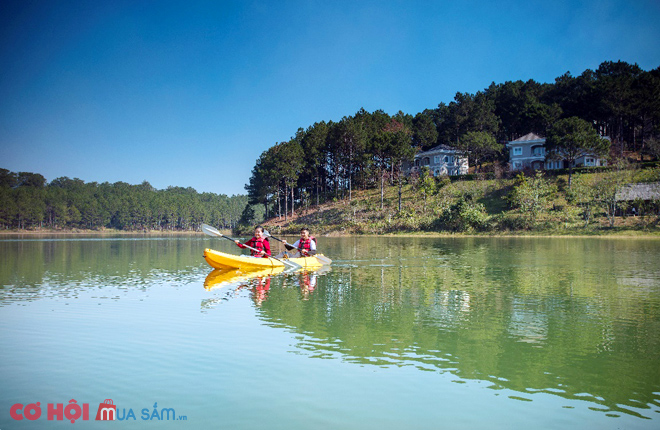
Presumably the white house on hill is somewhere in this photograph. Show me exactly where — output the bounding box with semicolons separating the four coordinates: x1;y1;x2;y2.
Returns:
506;132;607;171
408;144;469;177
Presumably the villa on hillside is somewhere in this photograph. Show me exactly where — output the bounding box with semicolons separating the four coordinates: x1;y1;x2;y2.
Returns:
506;132;608;171
407;144;469;177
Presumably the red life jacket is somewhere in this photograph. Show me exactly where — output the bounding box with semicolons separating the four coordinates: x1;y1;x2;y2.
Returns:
298;236;316;251
247;237;270;257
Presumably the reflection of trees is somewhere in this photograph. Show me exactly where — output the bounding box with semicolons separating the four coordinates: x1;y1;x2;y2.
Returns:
257;237;660;419
0;237;209;304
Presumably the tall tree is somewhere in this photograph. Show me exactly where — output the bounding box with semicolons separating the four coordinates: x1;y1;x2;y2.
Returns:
632;67;660;154
457;131;502;172
363;109;392;204
489;80;560;140
276;140;304;218
0;168;18;188
594;61;643;154
336;114;367;201
412;111;439;151
545;117;611;187
300;121;331;205
547;70;599;125
384;112;415;211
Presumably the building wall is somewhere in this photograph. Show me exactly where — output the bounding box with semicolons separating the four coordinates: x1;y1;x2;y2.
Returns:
409;147;469;176
508;139;546;170
508;138;605;171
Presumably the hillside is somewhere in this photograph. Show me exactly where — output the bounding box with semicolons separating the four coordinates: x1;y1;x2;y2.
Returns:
252;166;660;237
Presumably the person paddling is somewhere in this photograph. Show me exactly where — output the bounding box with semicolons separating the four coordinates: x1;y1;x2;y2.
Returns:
282;227;316;258
235;226;271;258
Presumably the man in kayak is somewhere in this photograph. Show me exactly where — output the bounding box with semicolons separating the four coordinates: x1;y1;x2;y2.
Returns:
234;226;271;257
281;228;316;258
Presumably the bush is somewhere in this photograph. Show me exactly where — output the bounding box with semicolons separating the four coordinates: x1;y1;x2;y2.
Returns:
508;172;556;219
493;213;531;231
435;176;451;189
433;199;489;232
634;167;660;183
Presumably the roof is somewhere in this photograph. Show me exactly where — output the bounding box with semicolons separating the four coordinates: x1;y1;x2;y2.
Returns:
616;182;660;201
509;132;545;143
415;144;460;156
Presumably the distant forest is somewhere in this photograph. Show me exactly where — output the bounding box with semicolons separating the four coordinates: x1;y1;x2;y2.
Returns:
0;170;247;230
245;60;660;221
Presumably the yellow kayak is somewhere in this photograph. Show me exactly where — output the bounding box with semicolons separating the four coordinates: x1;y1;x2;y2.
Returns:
203;248;326;270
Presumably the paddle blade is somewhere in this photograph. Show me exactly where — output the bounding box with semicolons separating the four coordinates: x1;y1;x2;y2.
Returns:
201;224;222;237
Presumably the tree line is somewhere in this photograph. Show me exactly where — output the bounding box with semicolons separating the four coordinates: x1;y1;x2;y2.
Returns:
0;169;247;231
245;60;660;222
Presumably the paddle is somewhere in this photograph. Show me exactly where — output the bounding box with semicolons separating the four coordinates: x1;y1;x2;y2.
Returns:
201;224;301;270
262;229;332;265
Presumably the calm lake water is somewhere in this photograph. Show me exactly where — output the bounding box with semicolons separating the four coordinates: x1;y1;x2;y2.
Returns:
1;235;659;429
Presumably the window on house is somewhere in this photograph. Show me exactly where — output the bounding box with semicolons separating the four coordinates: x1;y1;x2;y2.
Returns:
434;156;440;164
513;147;522;156
532;147;545;156
585;158;595;166
443;156;449;163
423;157;430;165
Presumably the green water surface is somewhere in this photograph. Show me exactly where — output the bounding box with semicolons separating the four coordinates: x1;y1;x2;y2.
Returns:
1;235;659;429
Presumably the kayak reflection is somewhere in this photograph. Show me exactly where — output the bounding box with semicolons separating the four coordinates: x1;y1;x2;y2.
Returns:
204;265;332;306
204;267;284;307
204;267;285;290
204;264;332;291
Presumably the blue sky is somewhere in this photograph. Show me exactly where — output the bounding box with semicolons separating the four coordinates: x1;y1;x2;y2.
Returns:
1;0;659;196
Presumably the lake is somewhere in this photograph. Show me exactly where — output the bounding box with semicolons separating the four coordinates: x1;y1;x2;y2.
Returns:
1;235;659;429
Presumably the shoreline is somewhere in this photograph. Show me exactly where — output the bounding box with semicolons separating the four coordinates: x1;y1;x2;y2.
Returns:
1;228;658;239
0;229;205;236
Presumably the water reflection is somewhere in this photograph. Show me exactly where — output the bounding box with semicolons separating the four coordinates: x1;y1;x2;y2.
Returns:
2;236;659;422
203;268;280;308
0;237;210;305
252;237;660;420
203;265;332;309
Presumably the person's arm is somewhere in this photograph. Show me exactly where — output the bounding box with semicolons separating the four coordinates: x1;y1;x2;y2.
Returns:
236;238;253;250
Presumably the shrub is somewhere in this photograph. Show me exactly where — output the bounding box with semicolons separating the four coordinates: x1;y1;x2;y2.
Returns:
434;199;489;232
493;213;531;231
508;172;556;220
